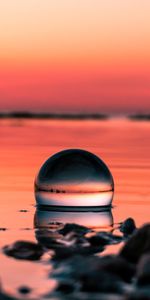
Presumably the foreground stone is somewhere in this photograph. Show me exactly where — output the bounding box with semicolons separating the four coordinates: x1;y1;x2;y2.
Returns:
3;241;44;261
2;222;150;299
120;218;136;237
119;224;150;264
136;254;150;287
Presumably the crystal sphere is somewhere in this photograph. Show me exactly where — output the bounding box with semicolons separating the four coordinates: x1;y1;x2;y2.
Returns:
35;149;114;209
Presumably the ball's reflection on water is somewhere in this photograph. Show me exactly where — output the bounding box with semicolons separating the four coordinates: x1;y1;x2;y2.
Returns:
34;208;113;232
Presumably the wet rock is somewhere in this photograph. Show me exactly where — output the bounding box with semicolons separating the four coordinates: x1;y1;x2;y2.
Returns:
52;254;134;296
120;218;136;236
88;232;123;247
96;256;135;283
125;290;150;300
79;245;104;255
36;229;62;249
52;255;101;283
36;228;103;259
58;223;90;236
53;247;76;260
56;281;76;294
47;291;123;300
18;286;31;294
0;292;18;300
80;271;123;294
72;255;110;276
136;254;150;287
119;224;150;264
70;295;124;300
53;256;124;294
3;241;44;261
71;255;135;283
53;243;104;261
63;231;88;244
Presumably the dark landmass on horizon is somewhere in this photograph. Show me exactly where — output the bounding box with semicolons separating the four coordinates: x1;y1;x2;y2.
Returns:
0;111;109;120
0;111;150;121
129;114;150;121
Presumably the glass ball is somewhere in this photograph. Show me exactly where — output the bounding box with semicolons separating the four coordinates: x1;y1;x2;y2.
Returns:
35;149;114;209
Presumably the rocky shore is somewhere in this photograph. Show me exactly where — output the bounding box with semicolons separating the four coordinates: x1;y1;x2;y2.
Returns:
1;218;150;300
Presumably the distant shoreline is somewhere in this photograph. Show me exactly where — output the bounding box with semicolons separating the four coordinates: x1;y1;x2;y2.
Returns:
128;114;150;121
0;112;150;121
0;112;108;120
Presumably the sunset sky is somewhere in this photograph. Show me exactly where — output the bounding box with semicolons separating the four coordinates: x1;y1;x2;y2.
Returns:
0;0;150;113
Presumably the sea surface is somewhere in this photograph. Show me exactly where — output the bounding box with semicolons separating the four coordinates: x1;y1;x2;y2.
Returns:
0;118;150;299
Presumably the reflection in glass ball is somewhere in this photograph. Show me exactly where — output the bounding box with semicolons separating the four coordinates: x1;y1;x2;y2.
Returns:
35;149;114;193
35;149;114;209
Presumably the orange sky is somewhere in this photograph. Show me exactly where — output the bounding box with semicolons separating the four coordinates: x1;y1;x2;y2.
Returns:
0;0;150;113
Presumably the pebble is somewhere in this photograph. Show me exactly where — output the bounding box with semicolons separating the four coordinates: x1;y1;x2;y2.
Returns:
18;286;31;294
3;241;44;261
88;232;123;247
58;223;91;236
120;218;136;236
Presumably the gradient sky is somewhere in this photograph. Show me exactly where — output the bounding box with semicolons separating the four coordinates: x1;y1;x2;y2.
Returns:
0;0;150;113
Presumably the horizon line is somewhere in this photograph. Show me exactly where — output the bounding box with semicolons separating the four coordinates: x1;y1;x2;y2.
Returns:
0;111;150;121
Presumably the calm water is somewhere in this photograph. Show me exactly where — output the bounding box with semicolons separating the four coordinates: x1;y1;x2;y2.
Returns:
0;118;150;298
